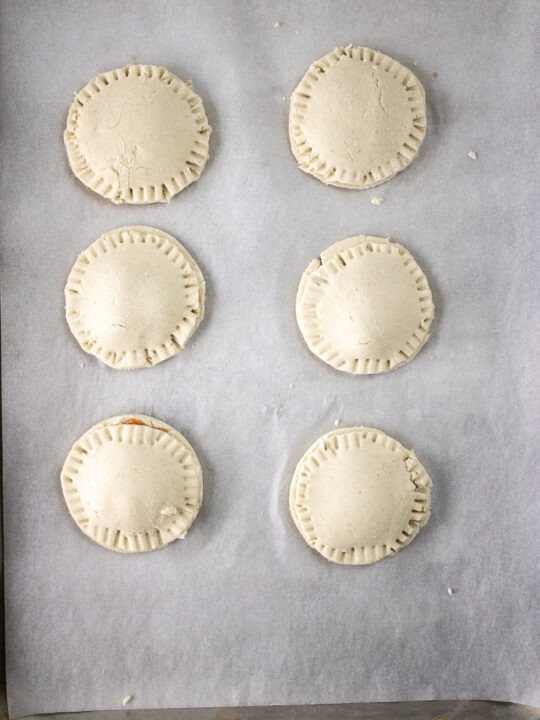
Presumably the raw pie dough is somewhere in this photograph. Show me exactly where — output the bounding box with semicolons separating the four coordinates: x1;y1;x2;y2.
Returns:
290;426;431;565
289;46;426;188
296;235;434;374
64;64;211;204
61;415;203;553
65;226;205;370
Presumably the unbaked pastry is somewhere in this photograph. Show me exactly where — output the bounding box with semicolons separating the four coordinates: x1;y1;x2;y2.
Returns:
296;235;434;374
289;46;426;188
64;64;211;204
65;226;205;370
61;415;203;553
290;426;431;565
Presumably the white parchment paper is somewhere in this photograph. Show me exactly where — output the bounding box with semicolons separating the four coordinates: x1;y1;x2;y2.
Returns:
1;1;539;716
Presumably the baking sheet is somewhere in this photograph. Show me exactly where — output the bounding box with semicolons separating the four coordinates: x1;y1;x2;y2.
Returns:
1;0;539;716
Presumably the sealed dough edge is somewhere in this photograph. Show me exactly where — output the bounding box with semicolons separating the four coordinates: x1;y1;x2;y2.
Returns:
64;64;211;204
289;426;432;565
295;235;434;374
289;45;426;189
61;414;203;553
65;226;205;370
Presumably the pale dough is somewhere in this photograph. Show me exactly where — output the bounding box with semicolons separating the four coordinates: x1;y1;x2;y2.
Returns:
64;64;211;204
296;235;434;374
61;415;203;553
65;226;205;370
290;426;431;565
289;46;426;188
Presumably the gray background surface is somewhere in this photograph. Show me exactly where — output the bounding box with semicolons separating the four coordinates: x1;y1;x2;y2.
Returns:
1;0;539;717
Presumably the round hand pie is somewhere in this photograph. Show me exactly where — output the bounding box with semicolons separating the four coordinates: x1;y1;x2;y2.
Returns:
290;426;431;565
65;226;205;370
289;46;426;188
61;415;203;553
64;64;211;204
296;235;434;374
